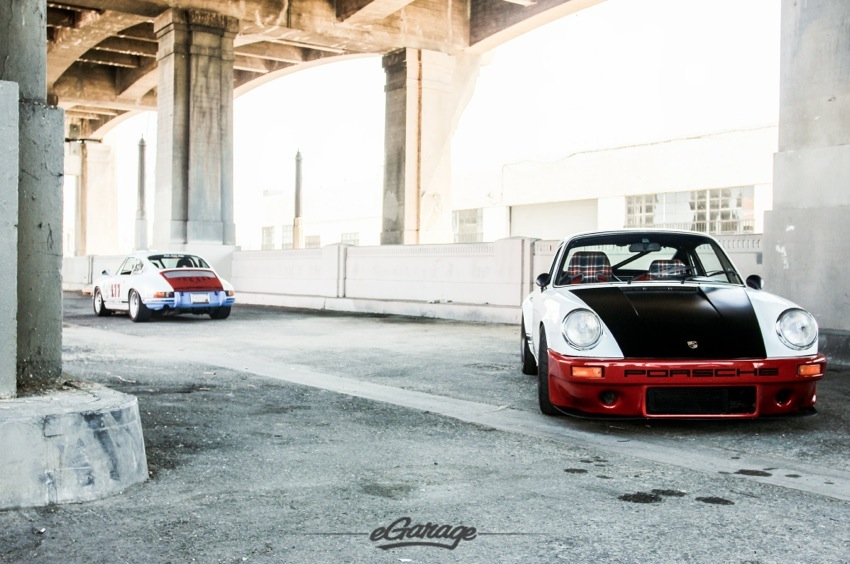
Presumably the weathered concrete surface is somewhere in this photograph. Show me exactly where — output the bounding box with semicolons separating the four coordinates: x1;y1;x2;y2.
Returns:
0;82;19;399
2;292;843;561
16;100;65;386
0;382;148;510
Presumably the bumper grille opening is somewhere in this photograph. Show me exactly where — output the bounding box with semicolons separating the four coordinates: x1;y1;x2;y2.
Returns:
646;387;756;415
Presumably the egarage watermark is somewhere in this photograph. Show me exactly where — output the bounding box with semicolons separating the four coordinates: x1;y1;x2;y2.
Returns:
369;517;478;550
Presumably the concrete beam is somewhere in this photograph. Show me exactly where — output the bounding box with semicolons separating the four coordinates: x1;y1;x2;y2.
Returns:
336;0;417;24
47;11;150;91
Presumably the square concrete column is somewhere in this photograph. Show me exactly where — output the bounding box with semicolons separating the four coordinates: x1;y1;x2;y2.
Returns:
0;82;19;398
381;49;480;245
1;0;65;390
765;0;850;331
153;9;238;248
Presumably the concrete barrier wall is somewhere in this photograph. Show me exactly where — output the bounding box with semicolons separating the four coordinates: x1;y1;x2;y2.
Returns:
63;235;764;324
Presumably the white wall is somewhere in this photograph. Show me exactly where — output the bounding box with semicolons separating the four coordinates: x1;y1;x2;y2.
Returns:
65;236;764;325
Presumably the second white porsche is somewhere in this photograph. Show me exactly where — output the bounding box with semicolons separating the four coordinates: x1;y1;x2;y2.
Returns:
92;252;236;322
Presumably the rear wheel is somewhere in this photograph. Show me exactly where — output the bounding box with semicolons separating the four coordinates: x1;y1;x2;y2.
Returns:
209;306;231;320
537;331;558;415
128;290;152;322
92;288;110;317
520;316;537;375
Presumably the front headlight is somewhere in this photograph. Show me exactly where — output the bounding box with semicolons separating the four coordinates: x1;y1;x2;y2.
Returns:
562;309;602;350
776;308;818;350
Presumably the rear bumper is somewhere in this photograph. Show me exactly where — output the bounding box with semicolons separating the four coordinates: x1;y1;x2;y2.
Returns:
143;291;235;312
547;352;826;418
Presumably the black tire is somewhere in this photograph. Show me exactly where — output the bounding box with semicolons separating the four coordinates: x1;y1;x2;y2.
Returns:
209;306;231;320
520;316;537;375
128;289;152;322
537;330;558;415
92;287;111;317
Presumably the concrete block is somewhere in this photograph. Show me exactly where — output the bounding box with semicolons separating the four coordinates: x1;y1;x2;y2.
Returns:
0;383;148;509
0;81;19;399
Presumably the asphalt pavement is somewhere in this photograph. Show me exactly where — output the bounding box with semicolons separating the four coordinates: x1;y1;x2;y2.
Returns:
1;293;848;563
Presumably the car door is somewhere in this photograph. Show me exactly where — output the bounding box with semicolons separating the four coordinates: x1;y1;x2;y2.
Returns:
107;257;139;310
531;243;566;353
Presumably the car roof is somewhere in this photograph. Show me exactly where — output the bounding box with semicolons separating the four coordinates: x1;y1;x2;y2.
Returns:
562;229;722;246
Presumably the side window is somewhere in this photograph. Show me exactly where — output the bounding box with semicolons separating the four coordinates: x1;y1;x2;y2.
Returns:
132;259;144;274
118;258;134;275
549;244;564;279
694;243;733;282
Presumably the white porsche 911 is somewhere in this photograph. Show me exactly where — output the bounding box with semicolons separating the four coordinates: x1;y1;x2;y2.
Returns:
92;252;236;322
521;230;826;419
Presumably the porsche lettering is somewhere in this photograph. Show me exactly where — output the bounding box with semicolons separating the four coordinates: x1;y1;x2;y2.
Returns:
623;368;780;378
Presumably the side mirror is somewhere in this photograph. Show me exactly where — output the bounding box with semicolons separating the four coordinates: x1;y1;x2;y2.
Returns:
536;272;552;289
101;270;109;276
746;275;763;290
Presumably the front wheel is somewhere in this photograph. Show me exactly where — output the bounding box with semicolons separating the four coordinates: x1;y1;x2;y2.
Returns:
93;287;111;317
537;331;558;415
520;316;537;375
128;290;152;322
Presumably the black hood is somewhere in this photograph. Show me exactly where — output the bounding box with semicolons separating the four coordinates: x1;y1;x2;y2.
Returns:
571;285;766;359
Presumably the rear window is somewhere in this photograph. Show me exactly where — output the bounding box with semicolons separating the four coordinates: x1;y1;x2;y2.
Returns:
148;254;210;270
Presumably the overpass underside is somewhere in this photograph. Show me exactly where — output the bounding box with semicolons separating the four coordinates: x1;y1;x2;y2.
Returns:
2;0;850;398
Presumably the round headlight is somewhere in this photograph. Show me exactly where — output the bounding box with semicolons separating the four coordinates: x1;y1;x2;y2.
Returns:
562;309;603;350
776;309;818;350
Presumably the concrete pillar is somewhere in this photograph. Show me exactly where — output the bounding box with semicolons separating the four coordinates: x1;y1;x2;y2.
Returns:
293;150;304;249
765;0;850;332
0;0;46;103
153;9;238;248
135;137;148;250
81;142;118;256
381;49;481;245
0;82;19;399
0;0;65;389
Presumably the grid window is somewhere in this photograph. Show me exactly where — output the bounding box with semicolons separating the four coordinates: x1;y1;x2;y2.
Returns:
453;208;484;243
341;232;359;246
261;226;276;250
626;187;755;234
280;225;293;250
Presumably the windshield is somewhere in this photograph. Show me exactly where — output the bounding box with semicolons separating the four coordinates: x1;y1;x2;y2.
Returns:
554;232;742;286
147;254;211;270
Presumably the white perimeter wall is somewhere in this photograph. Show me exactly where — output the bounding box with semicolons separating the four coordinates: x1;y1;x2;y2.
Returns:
63;235;763;324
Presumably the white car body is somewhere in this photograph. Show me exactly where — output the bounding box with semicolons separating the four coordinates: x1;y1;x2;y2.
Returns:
92;251;236;322
520;229;825;418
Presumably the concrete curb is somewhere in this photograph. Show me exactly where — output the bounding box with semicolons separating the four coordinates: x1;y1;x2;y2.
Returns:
237;292;522;324
0;382;148;510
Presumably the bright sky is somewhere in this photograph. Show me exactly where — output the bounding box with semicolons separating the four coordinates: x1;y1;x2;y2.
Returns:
104;0;780;250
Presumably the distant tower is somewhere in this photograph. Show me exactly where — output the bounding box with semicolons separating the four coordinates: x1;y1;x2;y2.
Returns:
293;150;303;249
134;136;147;250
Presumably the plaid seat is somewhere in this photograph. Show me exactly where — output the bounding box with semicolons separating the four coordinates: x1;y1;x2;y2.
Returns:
565;251;612;284
648;259;688;280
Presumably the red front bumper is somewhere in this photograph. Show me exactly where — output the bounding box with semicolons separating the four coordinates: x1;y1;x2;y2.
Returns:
547;352;827;418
